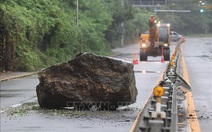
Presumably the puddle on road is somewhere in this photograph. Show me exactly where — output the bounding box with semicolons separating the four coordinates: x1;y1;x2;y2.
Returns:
0;93;21;97
134;70;162;74
0;89;34;92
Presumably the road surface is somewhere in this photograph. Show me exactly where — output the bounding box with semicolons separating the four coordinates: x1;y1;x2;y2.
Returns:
0;37;211;132
183;37;212;132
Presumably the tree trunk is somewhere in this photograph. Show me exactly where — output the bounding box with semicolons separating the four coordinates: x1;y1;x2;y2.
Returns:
5;31;14;71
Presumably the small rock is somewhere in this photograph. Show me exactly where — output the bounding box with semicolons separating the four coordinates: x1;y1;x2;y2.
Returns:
125;119;130;122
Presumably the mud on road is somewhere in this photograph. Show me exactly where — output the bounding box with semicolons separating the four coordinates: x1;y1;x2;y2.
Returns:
1;102;139;132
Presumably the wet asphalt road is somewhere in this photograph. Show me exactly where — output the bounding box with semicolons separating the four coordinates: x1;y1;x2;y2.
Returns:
0;75;38;109
183;37;212;132
0;37;211;132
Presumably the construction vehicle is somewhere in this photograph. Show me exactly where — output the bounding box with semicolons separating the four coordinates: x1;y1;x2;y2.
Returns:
139;16;170;61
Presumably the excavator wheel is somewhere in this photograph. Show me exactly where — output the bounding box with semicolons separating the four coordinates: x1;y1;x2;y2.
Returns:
140;49;147;61
163;48;170;61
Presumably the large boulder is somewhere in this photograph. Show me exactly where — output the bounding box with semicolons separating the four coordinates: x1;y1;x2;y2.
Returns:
36;53;137;110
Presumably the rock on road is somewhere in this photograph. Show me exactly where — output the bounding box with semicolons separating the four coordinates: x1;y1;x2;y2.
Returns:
0;37;211;132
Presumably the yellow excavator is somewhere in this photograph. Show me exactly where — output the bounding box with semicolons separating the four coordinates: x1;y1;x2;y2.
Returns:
139;15;170;61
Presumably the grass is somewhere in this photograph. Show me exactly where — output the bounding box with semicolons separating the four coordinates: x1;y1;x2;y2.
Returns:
41;108;88;117
5;101;134;118
186;34;212;37
7;102;39;116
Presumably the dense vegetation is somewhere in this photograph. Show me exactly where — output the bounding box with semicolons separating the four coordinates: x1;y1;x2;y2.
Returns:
0;0;211;71
157;0;212;34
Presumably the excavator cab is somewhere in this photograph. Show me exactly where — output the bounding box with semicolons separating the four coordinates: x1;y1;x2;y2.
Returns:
157;23;170;46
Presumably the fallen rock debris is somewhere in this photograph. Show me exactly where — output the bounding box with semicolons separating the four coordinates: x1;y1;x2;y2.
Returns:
36;53;138;110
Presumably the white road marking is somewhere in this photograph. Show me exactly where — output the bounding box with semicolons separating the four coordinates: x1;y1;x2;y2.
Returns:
0;96;37;114
10;103;22;108
200;43;212;57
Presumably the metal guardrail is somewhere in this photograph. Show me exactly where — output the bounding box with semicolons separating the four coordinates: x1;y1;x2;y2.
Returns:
131;42;191;132
132;0;167;7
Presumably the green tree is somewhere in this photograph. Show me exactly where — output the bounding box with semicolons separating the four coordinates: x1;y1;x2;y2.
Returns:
103;0;134;47
0;0;114;71
158;0;212;34
124;8;152;44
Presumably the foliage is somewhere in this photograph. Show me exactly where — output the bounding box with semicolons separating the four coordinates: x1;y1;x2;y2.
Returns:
123;0;211;44
0;0;211;71
157;0;212;34
124;8;152;44
0;0;114;71
103;0;134;47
